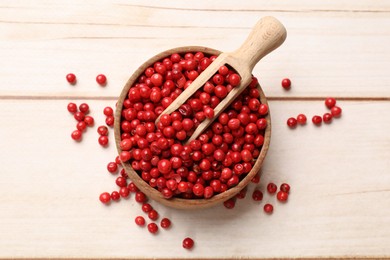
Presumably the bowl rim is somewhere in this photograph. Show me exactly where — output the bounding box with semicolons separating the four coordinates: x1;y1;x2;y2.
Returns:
114;46;271;209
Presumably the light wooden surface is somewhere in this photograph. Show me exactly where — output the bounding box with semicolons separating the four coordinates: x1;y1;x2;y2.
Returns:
0;0;389;259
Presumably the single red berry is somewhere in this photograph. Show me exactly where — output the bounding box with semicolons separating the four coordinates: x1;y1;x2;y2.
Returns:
79;103;89;113
135;191;147;203
267;183;277;194
97;125;109;136
297;114;307;125
323;113;333;123
105;116;114;127
96;74;107;85
67;102;78;113
264;203;273;214
66;73;76;84
135;216;145;226
111;191;120;201
142;203;153;213
251;173;260;183
76;121;87;132
147;223;158;234
312;115;322;125
99;192;111;204
119;187;130;198
280;183;291;193
74;111;85;122
218;65;229;76
103;106;113;116
287;117;297;128
325;97;336;109
182;237;194;250
160;218;171;229
107;162;118;173
331;106;342;117
281;78;291;89
98;135;109;146
223;198;236;209
71;129;82;141
148;209;159;221
252;189;263;201
277;191;289;202
258;104;268;115
84;116;94;126
115;176;127;188
203;106;214;119
229;73;241;87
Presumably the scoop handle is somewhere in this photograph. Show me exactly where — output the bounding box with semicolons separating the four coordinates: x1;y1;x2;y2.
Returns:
231;16;287;71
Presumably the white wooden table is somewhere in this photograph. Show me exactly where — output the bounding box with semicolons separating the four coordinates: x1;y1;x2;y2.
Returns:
0;1;389;259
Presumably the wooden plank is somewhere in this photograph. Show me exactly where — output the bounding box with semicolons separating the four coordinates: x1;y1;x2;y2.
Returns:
0;99;388;258
0;3;389;98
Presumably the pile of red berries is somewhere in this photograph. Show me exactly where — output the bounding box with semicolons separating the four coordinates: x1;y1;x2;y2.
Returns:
223;181;291;214
67;102;95;141
287;97;342;128
118;51;268;200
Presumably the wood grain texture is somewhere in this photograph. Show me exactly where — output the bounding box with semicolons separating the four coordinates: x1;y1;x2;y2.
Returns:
0;100;389;258
0;0;389;258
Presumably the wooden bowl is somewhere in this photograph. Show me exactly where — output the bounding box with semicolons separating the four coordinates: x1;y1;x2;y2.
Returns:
114;46;271;209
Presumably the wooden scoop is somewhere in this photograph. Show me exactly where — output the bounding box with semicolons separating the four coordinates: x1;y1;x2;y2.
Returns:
155;16;287;142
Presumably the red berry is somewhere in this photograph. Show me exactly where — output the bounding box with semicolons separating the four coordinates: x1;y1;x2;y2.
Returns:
96;74;107;85
218;65;229;76
223;198;236;209
111;191;120;201
66;73;76;84
281;78;291;89
97;125;109;136
99;192;111;204
84;116;94;126
148;209;159;221
135;216;145;226
267;183;277;194
252;189;263;201
182;237;194;249
277;191;289;202
203;106;214;119
119;187;130;198
74;111;85;122
105;116;114;127
98;135;109;146
312;115;322;125
323;113;333;123
71;129;82;141
258;104;268;115
158;159;172;174
79;103;89;113
280;183;291;193
229;73;241;87
107;162;118;173
228;119;240;130
147;223;158;234
160;218;171;229
135;191;147;203
287;117;297;128
67;102;77;113
142;203;153;213
103;106;113;116
264;203;273;214
297;114;307;125
325;97;336;109
331;106;342;117
251;173;260;183
115;176;127;188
